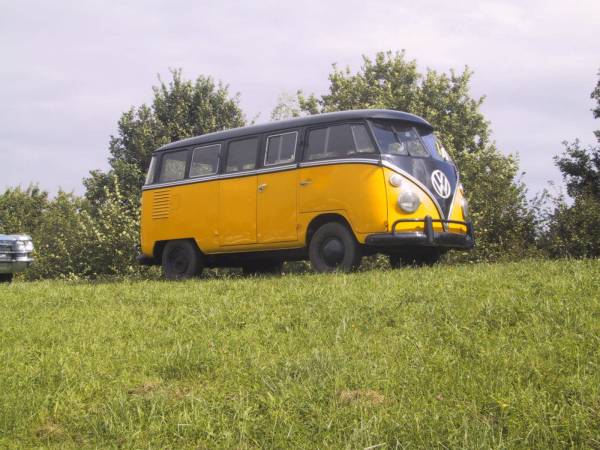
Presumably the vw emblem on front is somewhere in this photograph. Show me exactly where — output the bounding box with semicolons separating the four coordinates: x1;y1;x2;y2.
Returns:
431;170;451;199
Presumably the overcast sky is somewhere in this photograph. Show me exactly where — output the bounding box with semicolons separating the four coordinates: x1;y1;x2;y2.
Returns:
1;0;599;198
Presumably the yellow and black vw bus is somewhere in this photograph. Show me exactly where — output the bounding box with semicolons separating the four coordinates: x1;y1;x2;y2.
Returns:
139;110;474;278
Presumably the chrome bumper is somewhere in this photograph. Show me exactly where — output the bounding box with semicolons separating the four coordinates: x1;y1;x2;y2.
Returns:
0;256;34;274
365;216;475;250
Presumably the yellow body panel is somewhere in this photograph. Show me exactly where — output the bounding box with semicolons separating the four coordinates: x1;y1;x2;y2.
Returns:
140;163;469;258
140;181;220;256
218;175;257;246
382;167;444;233
447;188;468;234
257;170;297;243
297;164;387;235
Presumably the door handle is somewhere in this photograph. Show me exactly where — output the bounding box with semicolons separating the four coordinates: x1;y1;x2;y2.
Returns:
258;183;267;192
299;179;312;186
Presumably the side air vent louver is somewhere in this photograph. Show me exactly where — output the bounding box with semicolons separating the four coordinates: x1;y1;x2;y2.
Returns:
152;190;170;220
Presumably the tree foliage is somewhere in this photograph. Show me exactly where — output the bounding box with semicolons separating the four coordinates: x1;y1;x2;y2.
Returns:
0;183;144;280
280;51;535;260
84;69;245;206
539;69;600;258
0;185;49;235
554;140;600;199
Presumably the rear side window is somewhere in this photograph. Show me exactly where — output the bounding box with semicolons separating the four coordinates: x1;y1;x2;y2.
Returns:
265;131;297;166
304;124;375;161
190;144;220;177
225;137;259;173
158;150;188;182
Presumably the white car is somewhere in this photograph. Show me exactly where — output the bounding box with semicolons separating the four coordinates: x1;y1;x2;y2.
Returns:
0;234;34;283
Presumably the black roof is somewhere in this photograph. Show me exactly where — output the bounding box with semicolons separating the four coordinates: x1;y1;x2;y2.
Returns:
156;109;433;152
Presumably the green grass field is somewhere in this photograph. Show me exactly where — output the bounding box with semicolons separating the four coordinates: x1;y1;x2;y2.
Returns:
1;260;599;449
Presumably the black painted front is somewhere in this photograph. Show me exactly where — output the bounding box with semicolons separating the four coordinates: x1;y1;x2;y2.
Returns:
382;154;457;218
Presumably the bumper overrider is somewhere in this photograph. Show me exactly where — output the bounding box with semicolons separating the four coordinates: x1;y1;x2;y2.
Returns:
365;216;475;249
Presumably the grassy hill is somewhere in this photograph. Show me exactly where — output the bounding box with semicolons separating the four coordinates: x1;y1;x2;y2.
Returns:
1;260;599;449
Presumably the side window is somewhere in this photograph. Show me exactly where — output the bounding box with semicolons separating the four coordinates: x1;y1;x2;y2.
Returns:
304;124;375;161
158;149;188;182
351;124;375;153
265;131;297;166
327;124;355;156
306;128;328;160
225;137;259;173
189;144;220;177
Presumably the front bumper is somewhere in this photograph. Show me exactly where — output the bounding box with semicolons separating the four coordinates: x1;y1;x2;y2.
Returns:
0;258;34;274
365;216;475;249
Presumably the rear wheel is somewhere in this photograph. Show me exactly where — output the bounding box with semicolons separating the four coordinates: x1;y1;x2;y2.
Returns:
242;261;283;276
0;273;14;283
162;240;203;280
309;222;361;273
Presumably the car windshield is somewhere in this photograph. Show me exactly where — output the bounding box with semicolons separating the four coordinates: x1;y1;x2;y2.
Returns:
419;128;453;163
371;121;428;157
371;120;453;162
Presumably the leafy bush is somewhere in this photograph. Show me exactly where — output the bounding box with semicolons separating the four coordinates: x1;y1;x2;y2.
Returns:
0;180;146;280
538;193;600;258
536;71;600;258
0;185;49;235
26;180;143;280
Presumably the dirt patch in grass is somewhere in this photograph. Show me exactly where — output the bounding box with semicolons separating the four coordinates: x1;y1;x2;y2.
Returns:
35;420;65;441
128;381;162;396
339;389;385;406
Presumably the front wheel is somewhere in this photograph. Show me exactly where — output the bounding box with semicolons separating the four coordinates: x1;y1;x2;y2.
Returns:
162;240;203;280
0;273;14;283
309;222;361;273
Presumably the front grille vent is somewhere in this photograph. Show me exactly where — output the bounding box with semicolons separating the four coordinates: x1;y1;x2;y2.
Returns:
152;190;171;220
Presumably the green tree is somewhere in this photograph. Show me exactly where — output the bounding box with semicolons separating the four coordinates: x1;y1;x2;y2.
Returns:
0;185;49;235
24;181;145;280
280;51;535;260
553;70;600;200
540;69;600;258
84;69;246;206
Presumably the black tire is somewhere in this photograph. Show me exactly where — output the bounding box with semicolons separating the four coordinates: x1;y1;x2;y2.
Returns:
309;222;361;273
162;240;203;280
0;273;14;283
389;249;440;268
242;261;283;276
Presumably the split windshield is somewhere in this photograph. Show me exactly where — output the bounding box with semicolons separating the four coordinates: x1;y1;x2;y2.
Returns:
370;120;452;163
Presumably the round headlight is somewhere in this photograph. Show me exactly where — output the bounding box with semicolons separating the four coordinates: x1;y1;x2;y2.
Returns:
461;197;469;219
389;174;402;187
398;191;421;213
